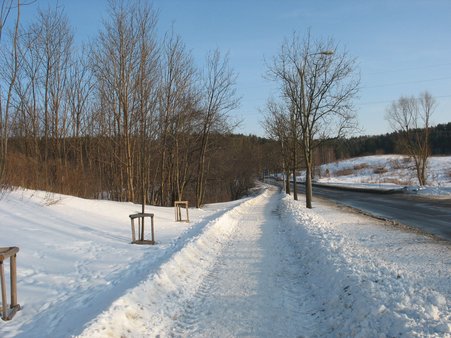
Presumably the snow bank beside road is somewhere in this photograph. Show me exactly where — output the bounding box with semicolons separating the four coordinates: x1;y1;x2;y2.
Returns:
281;195;450;337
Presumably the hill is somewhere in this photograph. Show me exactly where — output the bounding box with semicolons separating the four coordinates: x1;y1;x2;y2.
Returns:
315;155;451;196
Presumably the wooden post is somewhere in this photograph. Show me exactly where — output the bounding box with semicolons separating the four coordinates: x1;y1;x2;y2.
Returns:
1;261;6;321
140;217;144;242
174;201;189;222
130;218;136;242
150;215;155;244
10;254;18;310
0;247;20;321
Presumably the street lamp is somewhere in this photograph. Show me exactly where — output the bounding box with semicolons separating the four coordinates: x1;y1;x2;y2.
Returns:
309;50;334;57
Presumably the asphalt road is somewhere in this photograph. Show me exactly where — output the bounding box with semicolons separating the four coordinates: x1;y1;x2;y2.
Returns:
293;183;451;241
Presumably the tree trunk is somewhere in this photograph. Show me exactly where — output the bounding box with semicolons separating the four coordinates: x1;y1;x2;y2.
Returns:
196;151;206;208
284;167;290;195
196;133;209;208
292;167;298;200
305;149;313;209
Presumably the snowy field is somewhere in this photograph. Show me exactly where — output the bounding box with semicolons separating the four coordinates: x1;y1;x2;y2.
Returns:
0;182;449;337
314;155;451;196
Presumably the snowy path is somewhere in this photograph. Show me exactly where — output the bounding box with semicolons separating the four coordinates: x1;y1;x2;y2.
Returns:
168;187;309;336
78;187;315;337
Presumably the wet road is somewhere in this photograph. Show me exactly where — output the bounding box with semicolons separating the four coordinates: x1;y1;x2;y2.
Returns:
295;183;451;241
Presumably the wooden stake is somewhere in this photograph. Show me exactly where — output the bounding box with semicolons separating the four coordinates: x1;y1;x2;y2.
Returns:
1;261;6;320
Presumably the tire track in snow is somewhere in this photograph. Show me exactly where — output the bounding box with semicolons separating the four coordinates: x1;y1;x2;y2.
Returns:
170;256;225;334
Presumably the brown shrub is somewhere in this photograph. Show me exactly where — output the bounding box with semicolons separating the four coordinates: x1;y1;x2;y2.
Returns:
373;166;388;174
353;163;368;170
390;159;403;170
335;168;354;176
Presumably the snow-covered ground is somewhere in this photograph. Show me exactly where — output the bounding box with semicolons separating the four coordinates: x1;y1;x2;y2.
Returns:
0;184;449;337
310;155;451;196
0;189;242;337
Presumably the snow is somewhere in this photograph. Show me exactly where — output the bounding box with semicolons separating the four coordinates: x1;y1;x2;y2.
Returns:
313;155;451;196
0;181;450;337
0;189;242;337
281;196;450;337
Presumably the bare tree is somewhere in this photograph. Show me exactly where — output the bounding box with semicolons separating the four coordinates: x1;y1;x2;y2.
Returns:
385;91;435;186
13;11;42;187
66;52;95;174
156;32;198;206
195;49;239;207
41;7;73;190
134;7;159;212
92;0;158;202
262;99;292;195
0;0;20;184
268;31;359;208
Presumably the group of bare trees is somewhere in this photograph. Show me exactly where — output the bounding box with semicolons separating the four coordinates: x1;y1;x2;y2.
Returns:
0;0;20;184
264;32;359;208
264;31;438;207
0;1;240;206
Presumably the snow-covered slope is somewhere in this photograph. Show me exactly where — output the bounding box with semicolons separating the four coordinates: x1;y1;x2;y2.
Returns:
0;186;449;337
0;189;243;337
315;155;451;196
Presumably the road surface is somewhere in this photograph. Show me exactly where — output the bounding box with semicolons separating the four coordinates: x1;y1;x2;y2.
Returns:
294;182;451;241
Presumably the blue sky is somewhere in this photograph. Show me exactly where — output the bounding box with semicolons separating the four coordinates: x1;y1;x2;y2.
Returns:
22;0;451;137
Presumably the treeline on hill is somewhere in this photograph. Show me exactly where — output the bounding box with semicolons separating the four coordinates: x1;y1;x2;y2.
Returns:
5;133;275;206
336;122;451;159
264;122;451;176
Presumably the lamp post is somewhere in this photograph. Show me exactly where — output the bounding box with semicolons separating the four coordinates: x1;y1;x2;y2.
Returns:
317;51;334;56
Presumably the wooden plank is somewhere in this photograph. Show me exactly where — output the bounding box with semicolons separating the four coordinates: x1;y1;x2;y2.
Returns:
129;213;154;219
151;215;155;243
130;218;136;242
1;261;6;320
10;254;17;307
0;247;19;261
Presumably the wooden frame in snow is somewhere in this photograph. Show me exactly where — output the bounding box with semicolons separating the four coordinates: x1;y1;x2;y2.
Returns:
0;247;20;321
174;201;189;222
129;213;155;245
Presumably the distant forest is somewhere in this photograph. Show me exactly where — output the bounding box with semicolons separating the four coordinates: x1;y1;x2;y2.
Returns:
337;122;451;159
261;122;451;178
